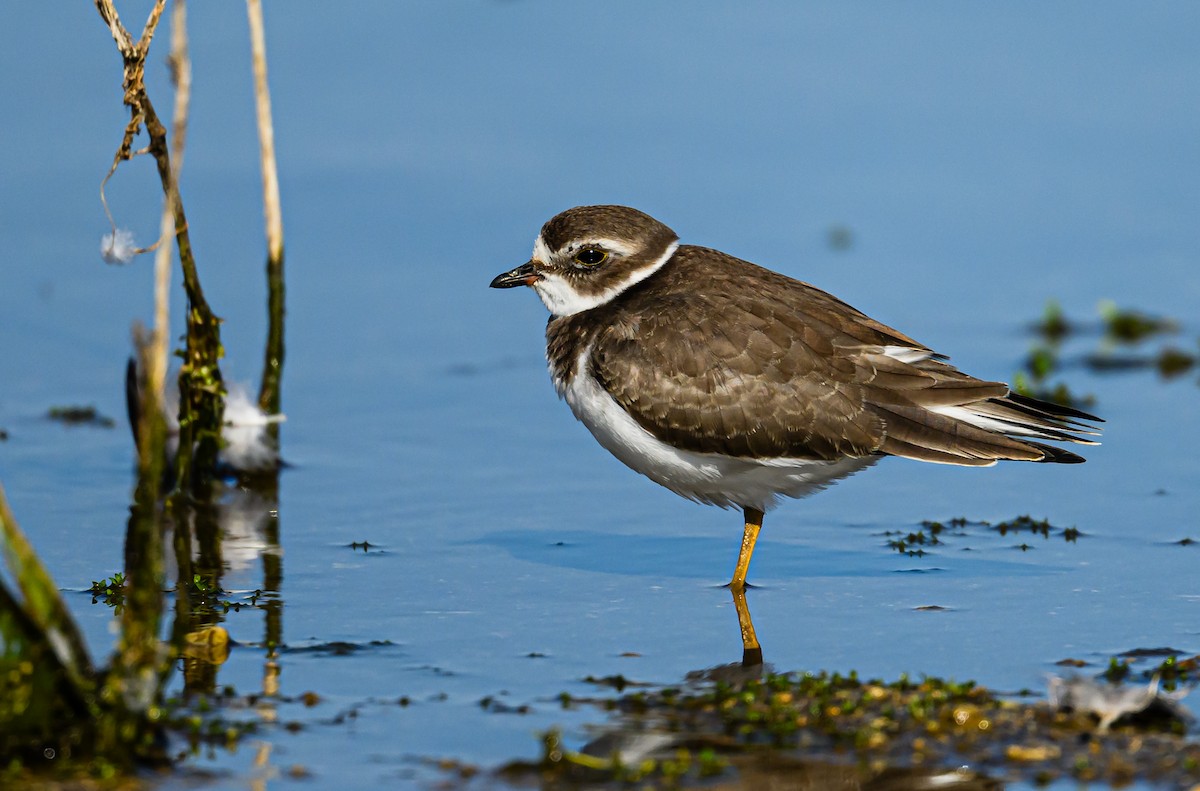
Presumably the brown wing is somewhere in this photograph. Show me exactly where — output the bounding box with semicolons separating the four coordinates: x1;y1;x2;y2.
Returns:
588;251;893;461
585;246;1100;465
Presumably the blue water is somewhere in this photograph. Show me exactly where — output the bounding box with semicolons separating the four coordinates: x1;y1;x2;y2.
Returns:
2;2;1198;788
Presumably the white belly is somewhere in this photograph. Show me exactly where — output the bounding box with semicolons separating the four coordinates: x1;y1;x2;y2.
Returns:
556;349;877;512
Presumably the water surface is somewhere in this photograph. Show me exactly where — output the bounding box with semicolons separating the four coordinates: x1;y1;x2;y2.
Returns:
2;3;1198;788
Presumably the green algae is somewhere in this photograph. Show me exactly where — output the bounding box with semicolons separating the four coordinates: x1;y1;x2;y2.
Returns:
883;515;1083;557
88;573;127;610
496;667;1200;789
1098;301;1179;344
46;406;117;428
1017;300;1198;409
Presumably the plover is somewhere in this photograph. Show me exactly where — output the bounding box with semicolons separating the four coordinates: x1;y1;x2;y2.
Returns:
491;205;1100;591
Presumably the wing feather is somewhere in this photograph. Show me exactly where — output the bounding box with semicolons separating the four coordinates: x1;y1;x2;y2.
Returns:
556;245;1100;467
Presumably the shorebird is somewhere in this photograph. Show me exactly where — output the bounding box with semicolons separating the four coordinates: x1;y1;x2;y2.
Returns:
491;205;1100;591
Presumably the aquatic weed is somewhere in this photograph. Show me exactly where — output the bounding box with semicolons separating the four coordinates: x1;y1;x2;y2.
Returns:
507;665;1200;788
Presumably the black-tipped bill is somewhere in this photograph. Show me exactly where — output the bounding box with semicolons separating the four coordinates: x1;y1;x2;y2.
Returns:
489;261;540;289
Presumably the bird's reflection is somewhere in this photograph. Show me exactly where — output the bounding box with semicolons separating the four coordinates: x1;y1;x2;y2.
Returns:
730;586;763;668
567;587;1001;790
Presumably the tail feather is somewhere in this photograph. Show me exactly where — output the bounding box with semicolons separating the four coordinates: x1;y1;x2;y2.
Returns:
1004;391;1103;428
873;402;1051;465
869;385;1102;467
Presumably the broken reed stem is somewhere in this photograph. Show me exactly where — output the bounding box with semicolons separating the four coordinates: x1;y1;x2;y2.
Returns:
94;0;224;493
146;0;190;413
247;0;286;417
96;0;164;55
116;0;192;714
135;0;190;478
167;0;191;175
247;0;283;264
245;0;287;689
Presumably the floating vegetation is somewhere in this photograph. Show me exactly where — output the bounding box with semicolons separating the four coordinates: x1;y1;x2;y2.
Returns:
1155;345;1198;377
583;674;652;693
1030;299;1072;342
884;526;944;557
1017;300;1197;406
88;571;126;610
1103;656;1134;684
884;515;1081;556
514;656;1200;788
1016;301;1096;408
46;405;116;428
281;639;396;656
1083;346;1198;378
1023;344;1058;380
1149;654;1200;688
1060;651;1200;697
989;514;1082;545
479;695;533;715
487;667;1200;789
1098;300;1180;344
1109;649;1200;692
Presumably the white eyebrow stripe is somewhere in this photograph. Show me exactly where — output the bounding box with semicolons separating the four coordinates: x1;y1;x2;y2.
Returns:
568;237;638;258
532;235;640;260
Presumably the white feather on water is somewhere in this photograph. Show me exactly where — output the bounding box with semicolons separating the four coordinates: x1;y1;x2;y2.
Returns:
163;382;285;473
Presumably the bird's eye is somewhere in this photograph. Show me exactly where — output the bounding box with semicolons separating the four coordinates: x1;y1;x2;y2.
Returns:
573;247;608;267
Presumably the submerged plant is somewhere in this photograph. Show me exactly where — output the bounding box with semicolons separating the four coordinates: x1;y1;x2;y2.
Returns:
89;572;127;610
1098;300;1179;344
495;665;1200;788
0;481;170;772
0;1;290;780
46;405;117;428
1032;299;1072;342
1017;300;1196;398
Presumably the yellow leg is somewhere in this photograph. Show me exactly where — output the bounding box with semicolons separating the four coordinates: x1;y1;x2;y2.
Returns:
731;585;763;667
729;507;764;591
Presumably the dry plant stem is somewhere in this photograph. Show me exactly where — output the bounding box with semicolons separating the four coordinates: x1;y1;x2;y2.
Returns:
94;0;224;492
167;0;191;174
145;0;190;423
247;0;283;264
135;0;188;475
92;4;174;754
96;0;164;61
248;0;286;417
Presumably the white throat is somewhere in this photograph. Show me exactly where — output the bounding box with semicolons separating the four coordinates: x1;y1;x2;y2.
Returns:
531;241;679;317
